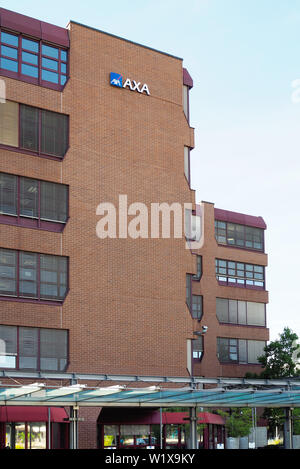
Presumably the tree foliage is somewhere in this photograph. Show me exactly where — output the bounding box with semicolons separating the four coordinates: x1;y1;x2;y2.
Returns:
245;327;300;437
258;327;300;378
216;408;253;438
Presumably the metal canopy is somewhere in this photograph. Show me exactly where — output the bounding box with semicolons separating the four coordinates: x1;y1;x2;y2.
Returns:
1;384;300;408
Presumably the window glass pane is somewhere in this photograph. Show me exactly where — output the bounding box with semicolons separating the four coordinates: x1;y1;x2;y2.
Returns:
247;302;265;326
184;146;189;181
61;75;67;86
0;173;17;215
192;295;202;320
1;57;18;72
0;100;19;147
20;105;39;151
229;300;238;323
21;63;38;78
0;249;16;295
0;325;17;368
19;327;38;369
1;45;18;59
20;178;38;218
40;255;67;301
19;252;37;297
42;44;59;59
248;340;265;364
60;50;67;62
238;339;247;363
1;32;18;47
217;338;230;362
22;38;39;53
40;328;67;371
22;51;38;65
61;63;66;74
42;57;58;71
237;300;247;324
216;298;228;322
40;181;68;222
41;69;58;83
28;423;46;449
41;110;68;156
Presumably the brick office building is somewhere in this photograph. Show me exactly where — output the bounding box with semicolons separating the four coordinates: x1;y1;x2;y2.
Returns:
0;8;268;449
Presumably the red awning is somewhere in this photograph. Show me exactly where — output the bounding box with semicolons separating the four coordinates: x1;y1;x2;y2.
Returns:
0;406;69;423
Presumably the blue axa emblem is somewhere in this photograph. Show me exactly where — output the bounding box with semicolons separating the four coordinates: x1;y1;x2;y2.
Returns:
110;72;123;88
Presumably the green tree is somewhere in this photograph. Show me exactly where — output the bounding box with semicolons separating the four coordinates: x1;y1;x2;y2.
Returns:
258;327;300;378
216;408;253;438
245;327;300;438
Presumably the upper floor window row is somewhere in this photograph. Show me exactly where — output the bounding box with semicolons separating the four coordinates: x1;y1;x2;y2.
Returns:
0;248;68;303
217;337;265;365
0;172;68;231
215;259;265;289
0;324;68;372
216;298;266;327
215;220;264;252
0;29;68;90
0;100;68;159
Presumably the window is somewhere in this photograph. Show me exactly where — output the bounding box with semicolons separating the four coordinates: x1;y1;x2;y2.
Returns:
0;29;68;90
192;336;203;360
216;298;266;326
0;101;69;159
0;248;68;302
184;146;190;183
215;259;265;289
186;274;192;312
192;255;202;281
215;220;264;251
0;172;68;229
192;295;203;320
183;85;189;120
217;337;265;364
185;209;201;241
0;325;68;371
0;100;18;147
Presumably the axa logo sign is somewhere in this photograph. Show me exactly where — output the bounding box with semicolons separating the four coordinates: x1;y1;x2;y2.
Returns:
110;72;150;95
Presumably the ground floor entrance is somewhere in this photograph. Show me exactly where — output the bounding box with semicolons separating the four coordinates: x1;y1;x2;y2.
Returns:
97;408;226;450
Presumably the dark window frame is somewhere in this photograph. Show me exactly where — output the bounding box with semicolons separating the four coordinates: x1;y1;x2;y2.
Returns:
0;248;69;305
0;172;69;232
192;255;202;281
0;28;69;91
0;101;69;161
215;220;265;252
217;337;266;365
192;294;203;320
216;297;266;327
0;324;69;372
192;336;203;361
215;258;265;290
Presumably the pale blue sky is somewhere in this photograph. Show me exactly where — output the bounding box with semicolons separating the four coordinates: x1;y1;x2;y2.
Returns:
2;0;300;341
